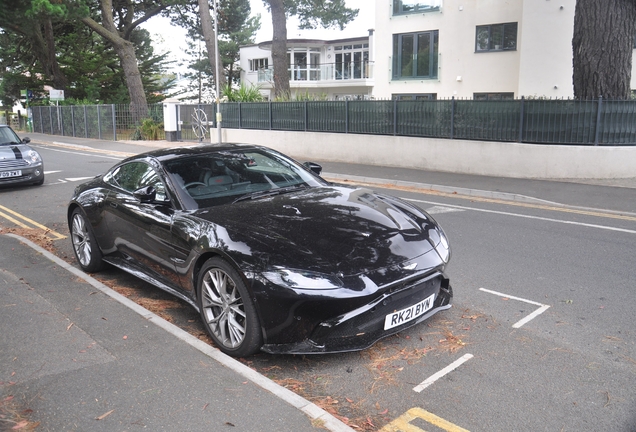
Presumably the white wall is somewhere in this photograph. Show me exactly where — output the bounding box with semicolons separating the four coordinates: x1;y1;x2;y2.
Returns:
372;0;635;99
220;128;636;180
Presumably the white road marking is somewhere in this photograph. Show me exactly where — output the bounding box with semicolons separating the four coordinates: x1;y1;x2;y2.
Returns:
425;205;465;215
66;177;95;182
37;146;122;160
479;288;550;328
407;199;636;235
413;354;474;393
44;170;62;174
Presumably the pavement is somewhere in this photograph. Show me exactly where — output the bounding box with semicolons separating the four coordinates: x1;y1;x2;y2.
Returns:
2;133;635;431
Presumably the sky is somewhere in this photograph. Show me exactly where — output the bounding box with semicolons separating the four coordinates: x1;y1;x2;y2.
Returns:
142;0;374;72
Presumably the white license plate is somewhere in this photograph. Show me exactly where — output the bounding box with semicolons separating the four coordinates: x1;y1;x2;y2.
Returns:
0;170;21;178
384;293;435;330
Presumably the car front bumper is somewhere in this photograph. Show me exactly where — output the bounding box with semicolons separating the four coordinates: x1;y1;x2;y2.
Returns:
259;271;452;354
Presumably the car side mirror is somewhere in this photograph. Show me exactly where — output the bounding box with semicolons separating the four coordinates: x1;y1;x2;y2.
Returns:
303;162;322;176
22;137;31;144
133;186;157;203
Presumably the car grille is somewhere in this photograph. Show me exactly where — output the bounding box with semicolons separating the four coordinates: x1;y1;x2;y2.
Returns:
0;160;28;169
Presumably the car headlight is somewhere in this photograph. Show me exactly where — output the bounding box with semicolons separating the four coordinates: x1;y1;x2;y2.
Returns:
25;150;42;164
435;230;450;263
262;267;343;290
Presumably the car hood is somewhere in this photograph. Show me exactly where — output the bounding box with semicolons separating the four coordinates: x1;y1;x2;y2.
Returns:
193;185;443;276
0;144;32;161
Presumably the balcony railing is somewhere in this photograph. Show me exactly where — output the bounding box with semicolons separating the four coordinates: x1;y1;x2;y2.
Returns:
257;62;374;83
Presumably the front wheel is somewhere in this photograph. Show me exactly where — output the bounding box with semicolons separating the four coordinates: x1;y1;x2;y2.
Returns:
70;208;104;272
197;257;262;357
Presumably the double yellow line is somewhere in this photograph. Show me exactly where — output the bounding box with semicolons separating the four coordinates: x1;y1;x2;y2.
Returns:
0;205;66;240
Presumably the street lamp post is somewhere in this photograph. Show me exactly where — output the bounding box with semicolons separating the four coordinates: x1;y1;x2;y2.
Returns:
213;0;222;144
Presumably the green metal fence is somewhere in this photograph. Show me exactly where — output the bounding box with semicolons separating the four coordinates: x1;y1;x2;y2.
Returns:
31;98;636;145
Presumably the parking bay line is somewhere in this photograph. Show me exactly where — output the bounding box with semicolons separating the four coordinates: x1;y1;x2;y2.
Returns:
0;205;66;240
380;407;470;432
413;353;474;393
479;288;550;328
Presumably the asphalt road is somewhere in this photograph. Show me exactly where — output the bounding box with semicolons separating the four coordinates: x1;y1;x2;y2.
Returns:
1;137;634;431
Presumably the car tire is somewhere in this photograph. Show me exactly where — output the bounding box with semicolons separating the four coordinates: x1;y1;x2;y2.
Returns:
70;208;104;272
197;257;262;357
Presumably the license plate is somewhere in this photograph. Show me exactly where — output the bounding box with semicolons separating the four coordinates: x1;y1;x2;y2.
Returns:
384;293;435;330
0;170;21;178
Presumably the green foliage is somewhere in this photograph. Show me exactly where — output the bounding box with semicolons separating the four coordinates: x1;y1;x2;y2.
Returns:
284;0;359;31
221;84;265;102
136;118;164;140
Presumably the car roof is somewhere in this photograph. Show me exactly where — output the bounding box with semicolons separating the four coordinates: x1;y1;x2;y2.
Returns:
128;143;264;163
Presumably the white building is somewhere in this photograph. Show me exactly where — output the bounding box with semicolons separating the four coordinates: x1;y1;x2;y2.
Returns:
239;35;375;100
241;0;636;100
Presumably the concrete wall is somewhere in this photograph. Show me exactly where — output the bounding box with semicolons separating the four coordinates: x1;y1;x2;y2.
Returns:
220;128;636;180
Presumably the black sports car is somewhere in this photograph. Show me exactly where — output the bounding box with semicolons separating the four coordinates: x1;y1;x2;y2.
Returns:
68;144;452;357
0;125;44;186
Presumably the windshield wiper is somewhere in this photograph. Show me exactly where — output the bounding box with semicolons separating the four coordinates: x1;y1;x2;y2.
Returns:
232;184;307;204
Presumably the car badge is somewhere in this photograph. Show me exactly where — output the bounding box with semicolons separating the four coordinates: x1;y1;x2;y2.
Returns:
402;262;418;271
283;205;301;215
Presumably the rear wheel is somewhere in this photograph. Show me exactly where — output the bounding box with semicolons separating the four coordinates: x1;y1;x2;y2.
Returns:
197;257;262;357
70;208;104;272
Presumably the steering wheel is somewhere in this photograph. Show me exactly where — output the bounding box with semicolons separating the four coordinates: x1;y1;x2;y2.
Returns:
185;182;207;189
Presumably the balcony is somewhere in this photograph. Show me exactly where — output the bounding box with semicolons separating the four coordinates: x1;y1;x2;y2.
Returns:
257;61;374;83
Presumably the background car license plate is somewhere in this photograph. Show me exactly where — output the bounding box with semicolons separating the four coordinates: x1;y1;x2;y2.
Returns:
0;170;21;178
384;293;435;330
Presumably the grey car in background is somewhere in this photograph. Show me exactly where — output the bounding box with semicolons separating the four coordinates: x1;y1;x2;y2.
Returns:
0;125;44;187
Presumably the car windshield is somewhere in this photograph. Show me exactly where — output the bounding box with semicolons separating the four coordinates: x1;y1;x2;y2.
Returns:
0;127;22;145
162;148;325;210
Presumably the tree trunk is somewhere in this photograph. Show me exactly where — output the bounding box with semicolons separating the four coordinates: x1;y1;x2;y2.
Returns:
42;18;68;90
573;0;636;99
268;0;290;99
81;0;148;112
198;0;227;93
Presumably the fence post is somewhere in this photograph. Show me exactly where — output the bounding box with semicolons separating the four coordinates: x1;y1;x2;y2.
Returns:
518;96;525;143
269;101;272;130
594;95;603;146
345;100;349;134
49;107;53;135
71;106;76;137
111;105;117;140
450;97;455;139
84;106;88;138
393;98;397;136
238;102;242;129
304;101;308;132
97;105;102;140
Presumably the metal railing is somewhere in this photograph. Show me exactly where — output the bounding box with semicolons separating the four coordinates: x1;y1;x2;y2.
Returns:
30;97;636;145
257;62;374;83
31;103;164;141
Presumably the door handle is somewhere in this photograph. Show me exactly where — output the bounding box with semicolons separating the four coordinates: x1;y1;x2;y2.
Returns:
109;202;118;208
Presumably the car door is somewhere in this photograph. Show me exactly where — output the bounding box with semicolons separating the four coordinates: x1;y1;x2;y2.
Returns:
103;161;182;290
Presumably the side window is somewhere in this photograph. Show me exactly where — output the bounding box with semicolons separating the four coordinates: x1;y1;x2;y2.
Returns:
106;162;167;201
392;30;439;80
393;0;441;15
476;23;518;52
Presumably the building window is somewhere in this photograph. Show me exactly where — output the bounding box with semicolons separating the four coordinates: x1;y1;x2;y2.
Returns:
392;31;439;80
392;93;437;100
249;58;268;72
473;92;514;101
393;0;441;15
475;23;518;52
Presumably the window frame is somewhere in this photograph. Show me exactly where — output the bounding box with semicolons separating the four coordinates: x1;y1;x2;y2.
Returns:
249;58;269;72
475;22;518;52
473;92;515;101
392;30;439;80
393;0;441;16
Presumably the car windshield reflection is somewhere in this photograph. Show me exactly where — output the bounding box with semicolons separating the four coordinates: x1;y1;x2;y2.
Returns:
163;148;322;209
